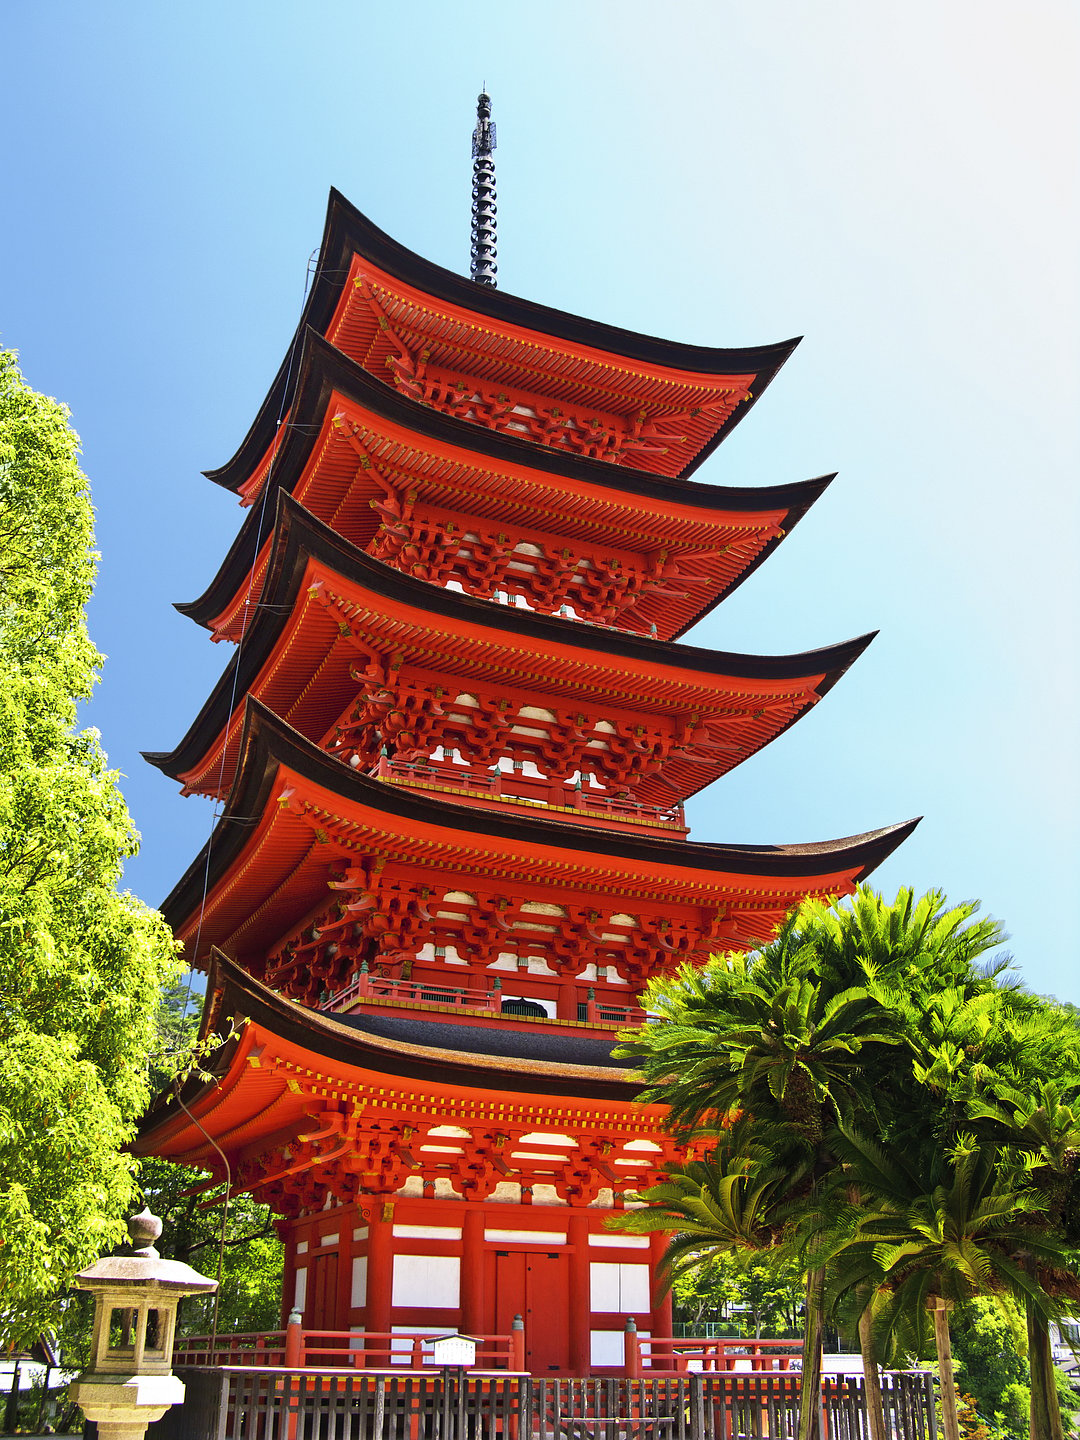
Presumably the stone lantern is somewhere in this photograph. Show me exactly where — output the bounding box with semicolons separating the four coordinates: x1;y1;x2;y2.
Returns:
69;1207;217;1440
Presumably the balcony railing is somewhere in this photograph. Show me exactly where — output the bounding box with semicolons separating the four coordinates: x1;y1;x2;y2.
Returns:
372;756;686;830
324;970;502;1014
175;1326;522;1372
319;970;644;1028
632;1335;802;1374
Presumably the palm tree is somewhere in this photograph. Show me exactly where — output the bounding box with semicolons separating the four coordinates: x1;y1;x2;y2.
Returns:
613;1120;795;1270
619;909;907;1440
618;887;1018;1440
827;1128;1068;1440
968;1079;1080;1440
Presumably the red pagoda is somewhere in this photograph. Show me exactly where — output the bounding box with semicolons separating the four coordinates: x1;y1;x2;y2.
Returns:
137;97;915;1376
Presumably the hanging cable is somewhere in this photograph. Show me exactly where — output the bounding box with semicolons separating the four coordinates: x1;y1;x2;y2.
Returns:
177;247;319;1027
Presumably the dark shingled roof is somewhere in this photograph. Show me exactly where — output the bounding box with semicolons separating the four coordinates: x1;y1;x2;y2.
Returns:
182;330;831;638
207;189;800;493
148;490;876;793
337;1009;627;1070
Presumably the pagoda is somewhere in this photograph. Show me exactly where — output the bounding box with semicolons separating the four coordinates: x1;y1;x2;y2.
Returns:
136;96;916;1376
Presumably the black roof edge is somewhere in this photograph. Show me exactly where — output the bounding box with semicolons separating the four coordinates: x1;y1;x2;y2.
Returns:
180;331;834;634
205;188;801;490
159;694;920;934
150;491;877;784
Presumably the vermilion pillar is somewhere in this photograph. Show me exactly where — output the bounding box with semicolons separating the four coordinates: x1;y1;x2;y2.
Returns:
366;1203;394;1335
558;982;579;1022
649;1230;673;1340
460;1207;485;1334
335;1231;353;1331
568;1212;591;1375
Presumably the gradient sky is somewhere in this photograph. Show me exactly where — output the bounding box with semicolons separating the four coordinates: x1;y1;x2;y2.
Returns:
2;2;1076;997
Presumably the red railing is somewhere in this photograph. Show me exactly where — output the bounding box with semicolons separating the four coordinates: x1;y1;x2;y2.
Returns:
173;1330;286;1366
374;756;686;830
300;1329;523;1371
631;1335;801;1375
323;970;503;1014
320;972;644;1029
176;1324;524;1372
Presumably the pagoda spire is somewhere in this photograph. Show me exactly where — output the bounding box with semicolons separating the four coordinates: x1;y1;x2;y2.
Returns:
470;90;497;287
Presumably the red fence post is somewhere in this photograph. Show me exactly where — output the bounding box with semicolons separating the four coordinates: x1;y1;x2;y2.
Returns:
283;1308;304;1440
624;1316;641;1379
511;1314;526;1373
284;1308;304;1368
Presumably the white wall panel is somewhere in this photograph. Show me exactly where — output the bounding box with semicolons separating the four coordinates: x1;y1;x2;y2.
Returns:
590;1330;625;1366
351;1257;368;1308
590;1261;651;1312
391;1254;460;1309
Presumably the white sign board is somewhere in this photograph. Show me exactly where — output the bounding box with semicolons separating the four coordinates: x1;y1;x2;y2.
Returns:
431;1333;477;1367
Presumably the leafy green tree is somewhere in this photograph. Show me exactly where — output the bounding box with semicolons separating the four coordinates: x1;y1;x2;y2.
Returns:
618;887;1070;1440
138;1156;284;1335
618;908;905;1440
141;979;284;1337
672;1252;805;1338
0;352;179;1347
950;1297;1030;1440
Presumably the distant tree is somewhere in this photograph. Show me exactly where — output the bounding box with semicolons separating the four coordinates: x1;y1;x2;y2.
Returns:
0;352;179;1348
672;1251;805;1338
950;1297;1030;1440
139;978;284;1337
138;1156;284;1336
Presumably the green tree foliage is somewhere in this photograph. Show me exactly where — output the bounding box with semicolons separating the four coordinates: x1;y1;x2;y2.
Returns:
141;978;284;1338
618;887;1080;1440
138;1156;284;1336
0;352;180;1347
949;1297;1030;1440
671;1250;804;1338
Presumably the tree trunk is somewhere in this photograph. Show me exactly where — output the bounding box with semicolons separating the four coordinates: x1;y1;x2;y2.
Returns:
929;1298;960;1440
797;1265;825;1440
1027;1299;1065;1440
4;1357;20;1434
857;1288;887;1440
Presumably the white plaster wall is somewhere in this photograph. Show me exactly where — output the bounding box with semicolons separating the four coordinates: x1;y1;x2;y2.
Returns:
391;1254;460;1308
590;1262;651;1312
351;1256;368;1308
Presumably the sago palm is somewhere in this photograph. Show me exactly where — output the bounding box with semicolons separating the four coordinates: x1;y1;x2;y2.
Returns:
827;1128;1065;1440
968;1078;1080;1440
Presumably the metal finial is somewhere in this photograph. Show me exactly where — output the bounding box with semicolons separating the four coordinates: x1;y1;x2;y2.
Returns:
470;91;497;288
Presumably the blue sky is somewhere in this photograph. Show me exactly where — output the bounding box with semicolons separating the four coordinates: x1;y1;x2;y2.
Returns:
3;2;1076;997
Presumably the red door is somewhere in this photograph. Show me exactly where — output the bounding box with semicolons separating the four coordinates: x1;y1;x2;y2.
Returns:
495;1250;569;1373
310;1250;339;1330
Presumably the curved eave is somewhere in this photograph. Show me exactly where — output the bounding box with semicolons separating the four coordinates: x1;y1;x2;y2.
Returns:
206;189;799;492
147;492;875;797
160;695;919;954
183;330;829;639
145;950;641;1144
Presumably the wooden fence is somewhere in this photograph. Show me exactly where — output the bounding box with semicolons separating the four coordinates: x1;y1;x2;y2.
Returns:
146;1366;936;1440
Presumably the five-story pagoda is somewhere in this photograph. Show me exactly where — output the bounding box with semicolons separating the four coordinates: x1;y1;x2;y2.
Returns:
136;97;916;1376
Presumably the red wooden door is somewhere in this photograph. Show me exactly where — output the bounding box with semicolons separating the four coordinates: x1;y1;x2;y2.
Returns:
495;1250;569;1373
310;1250;339;1330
